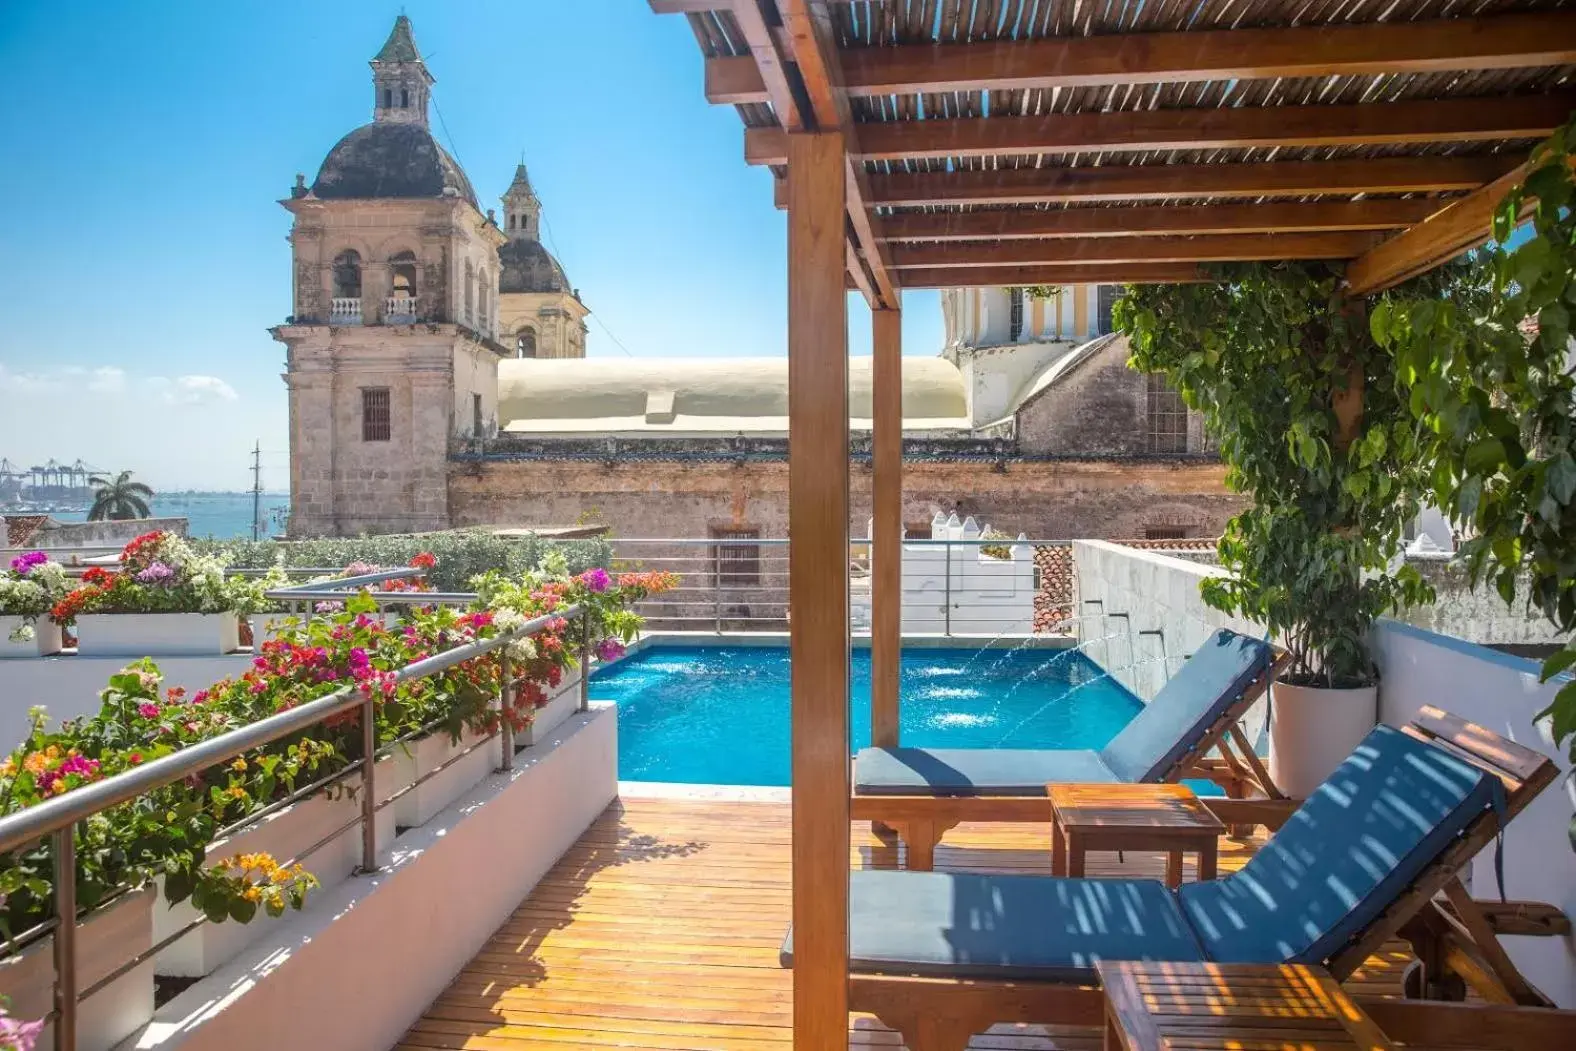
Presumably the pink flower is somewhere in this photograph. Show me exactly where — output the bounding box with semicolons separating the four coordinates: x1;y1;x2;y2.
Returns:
137;703;160;719
580;567;611;593
596;638;626;663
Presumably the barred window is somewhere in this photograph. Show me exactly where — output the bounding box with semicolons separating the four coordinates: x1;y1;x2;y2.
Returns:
1096;284;1120;335
1008;288;1024;341
710;526;761;588
1146;374;1188;454
1145;526;1189;541
362;387;391;442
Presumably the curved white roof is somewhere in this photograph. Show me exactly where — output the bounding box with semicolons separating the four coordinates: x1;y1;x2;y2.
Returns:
497;357;971;436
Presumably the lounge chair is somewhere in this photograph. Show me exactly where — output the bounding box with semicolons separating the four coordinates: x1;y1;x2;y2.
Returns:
852;628;1291;868
786;707;1559;1051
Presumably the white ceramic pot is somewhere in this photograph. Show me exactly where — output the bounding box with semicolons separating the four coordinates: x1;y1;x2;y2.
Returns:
75;612;241;657
0;886;155;1051
153;783;396;978
0;617;64;658
1268;680;1379;798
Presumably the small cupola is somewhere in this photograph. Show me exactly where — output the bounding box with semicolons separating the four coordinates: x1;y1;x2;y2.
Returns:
371;15;433;127
502;163;541;242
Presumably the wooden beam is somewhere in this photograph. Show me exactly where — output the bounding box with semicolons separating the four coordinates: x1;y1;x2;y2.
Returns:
1357;998;1576;1050
726;0;807;131
891;263;1209;288
890;231;1380;268
871;305;901;750
865;156;1519;207
744;93;1576;165
709;11;1576;104
781;0;899;309
786;130;850;1051
1345;159;1537;293
881;200;1441;241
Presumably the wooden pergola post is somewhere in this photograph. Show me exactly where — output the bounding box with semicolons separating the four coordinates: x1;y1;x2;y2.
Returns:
871;305;902;749
786;130;850;1051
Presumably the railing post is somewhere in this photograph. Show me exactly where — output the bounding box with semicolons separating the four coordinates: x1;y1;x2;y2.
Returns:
52;824;77;1051
713;546;722;633
499;649;515;772
579;612;592;713
359;697;377;873
944;540;953;637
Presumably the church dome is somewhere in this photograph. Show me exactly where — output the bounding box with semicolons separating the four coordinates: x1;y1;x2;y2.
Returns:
499;238;572;295
311;122;478;207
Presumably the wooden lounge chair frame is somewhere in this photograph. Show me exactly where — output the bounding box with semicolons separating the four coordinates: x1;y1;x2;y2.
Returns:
851;647;1296;869
844;706;1562;1051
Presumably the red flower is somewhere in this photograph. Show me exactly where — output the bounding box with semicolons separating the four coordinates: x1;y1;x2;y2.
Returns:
409;552;437;570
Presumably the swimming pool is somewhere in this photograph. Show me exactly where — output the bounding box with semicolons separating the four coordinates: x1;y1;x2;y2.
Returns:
591;644;1143;785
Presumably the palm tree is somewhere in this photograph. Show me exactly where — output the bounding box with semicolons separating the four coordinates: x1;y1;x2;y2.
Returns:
87;471;154;521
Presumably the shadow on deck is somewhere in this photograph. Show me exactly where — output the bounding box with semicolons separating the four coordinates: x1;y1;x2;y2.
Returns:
396;796;1416;1050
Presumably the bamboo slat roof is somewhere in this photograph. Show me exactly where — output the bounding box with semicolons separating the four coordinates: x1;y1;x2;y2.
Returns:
653;0;1576;301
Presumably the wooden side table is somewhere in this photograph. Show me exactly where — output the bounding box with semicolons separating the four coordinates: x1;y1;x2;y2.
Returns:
1048;782;1224;888
1096;960;1399;1051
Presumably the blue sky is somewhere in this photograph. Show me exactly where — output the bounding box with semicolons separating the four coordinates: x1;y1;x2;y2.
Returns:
0;1;942;490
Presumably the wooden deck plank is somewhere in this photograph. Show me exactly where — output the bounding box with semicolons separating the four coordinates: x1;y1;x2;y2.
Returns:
398;797;1417;1050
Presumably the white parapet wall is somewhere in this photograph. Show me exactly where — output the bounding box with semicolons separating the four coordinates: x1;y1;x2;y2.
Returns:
128;702;619;1051
855;513;1037;635
0;655;257;748
1071;538;1576;1007
1071;539;1257;701
1372;620;1576;1007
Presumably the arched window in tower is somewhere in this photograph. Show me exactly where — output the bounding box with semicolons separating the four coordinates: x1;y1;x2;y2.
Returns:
388;251;418;322
463;260;475;325
331;250;362;324
383;88;393;109
401;88;409;108
516;327;538;359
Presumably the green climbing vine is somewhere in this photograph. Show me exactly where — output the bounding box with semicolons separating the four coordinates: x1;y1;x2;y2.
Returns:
1371;117;1576;778
1115;264;1432;687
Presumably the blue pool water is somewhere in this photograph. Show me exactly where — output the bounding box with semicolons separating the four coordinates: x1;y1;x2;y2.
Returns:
591;645;1144;785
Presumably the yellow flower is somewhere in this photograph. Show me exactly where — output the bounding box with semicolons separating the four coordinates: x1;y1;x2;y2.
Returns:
22;753;48;775
243;887;262;903
44;745;61;760
0;758;15;777
231;758;247;772
227;785;248;801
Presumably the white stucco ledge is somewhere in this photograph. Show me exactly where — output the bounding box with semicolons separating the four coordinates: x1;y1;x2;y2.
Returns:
121;702;618;1051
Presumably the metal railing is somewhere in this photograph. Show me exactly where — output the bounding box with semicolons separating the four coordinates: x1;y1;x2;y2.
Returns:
0;600;586;1049
606;536;1074;636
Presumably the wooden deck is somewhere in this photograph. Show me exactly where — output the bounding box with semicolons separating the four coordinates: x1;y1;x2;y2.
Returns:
397;796;1417;1051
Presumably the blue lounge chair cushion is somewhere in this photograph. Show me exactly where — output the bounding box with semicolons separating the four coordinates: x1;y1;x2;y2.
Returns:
1180;723;1495;965
853;747;1118;796
1098;630;1273;783
781;869;1206;981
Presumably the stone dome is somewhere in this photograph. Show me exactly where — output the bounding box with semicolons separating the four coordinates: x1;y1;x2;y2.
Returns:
499;238;572;295
311;122;478;207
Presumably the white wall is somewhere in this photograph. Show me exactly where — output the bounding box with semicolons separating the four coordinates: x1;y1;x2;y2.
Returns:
0;655;256;747
1071;539;1257;701
1373;620;1576;1007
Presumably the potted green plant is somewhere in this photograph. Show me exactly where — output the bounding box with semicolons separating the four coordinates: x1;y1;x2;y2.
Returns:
1116;264;1431;796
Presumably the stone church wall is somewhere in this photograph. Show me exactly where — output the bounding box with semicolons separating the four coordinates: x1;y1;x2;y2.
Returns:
446;457;1244;540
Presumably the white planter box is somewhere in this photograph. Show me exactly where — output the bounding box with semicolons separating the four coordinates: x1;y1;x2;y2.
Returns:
0;886;155;1051
523;669;583;746
153;783;395;978
0;617;63;658
389;727;497;828
76;613;241;658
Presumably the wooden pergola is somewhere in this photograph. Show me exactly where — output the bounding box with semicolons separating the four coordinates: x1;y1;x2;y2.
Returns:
650;1;1575;1047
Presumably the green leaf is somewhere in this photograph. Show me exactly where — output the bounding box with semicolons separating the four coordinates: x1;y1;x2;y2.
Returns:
1464;438;1507;475
1539;647;1576;683
1547;453;1576;505
228;896;257;925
